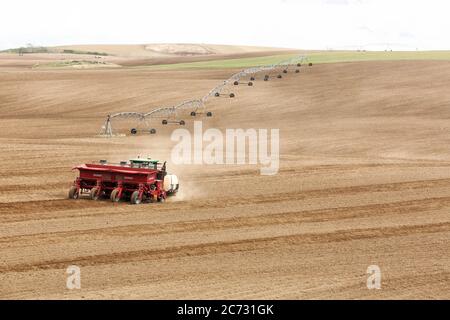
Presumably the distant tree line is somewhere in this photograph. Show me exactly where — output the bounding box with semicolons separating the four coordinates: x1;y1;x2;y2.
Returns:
62;49;109;56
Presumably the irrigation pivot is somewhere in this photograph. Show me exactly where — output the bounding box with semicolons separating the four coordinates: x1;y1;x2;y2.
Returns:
99;54;310;137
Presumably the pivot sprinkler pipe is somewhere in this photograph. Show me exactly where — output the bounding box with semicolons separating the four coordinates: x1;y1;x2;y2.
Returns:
100;55;310;136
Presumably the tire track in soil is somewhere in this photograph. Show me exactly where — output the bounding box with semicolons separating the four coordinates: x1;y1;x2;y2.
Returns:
2;177;450;223
1;222;448;273
1;196;450;247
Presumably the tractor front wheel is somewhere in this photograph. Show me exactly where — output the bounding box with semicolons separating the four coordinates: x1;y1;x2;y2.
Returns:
68;186;79;200
130;191;142;205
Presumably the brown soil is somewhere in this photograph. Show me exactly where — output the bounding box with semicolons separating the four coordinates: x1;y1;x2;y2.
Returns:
0;59;449;299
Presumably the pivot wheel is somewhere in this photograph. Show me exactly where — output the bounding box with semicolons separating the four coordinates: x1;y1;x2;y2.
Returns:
190;111;196;117
130;128;137;135
229;93;235;98
179;120;186;126
90;187;101;200
68;186;79;200
110;188;121;202
277;75;282;79
233;81;239;86
130;191;142;205
162;120;168;125
248;82;253;86
206;111;212;117
149;128;156;134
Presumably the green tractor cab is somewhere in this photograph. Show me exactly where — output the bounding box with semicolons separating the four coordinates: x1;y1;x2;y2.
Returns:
129;158;159;169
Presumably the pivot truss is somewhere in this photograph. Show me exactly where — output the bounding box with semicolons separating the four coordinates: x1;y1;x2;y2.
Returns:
100;55;310;136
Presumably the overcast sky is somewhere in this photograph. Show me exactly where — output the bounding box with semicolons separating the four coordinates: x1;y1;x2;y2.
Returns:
1;0;449;51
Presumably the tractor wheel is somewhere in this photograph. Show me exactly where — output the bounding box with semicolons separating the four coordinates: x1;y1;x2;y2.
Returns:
229;93;235;98
110;189;121;202
206;112;212;117
68;186;79;200
149;128;156;134
190;111;196;117
233;81;239;86
130;128;137;135
248;82;253;86
130;191;141;205
90;187;101;200
162;120;168;125
180;120;186;126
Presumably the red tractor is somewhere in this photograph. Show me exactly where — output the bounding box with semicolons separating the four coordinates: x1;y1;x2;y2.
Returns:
68;158;179;204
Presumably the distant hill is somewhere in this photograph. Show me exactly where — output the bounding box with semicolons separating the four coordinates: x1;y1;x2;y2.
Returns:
54;43;290;57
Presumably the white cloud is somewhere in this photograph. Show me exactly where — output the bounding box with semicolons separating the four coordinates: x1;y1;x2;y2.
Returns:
0;0;449;50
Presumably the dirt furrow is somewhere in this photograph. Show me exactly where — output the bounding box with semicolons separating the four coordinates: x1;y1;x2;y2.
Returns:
1;222;448;274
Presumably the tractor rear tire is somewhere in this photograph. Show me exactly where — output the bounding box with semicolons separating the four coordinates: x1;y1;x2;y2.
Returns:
110;189;120;202
90;187;101;200
68;186;79;200
130;191;141;205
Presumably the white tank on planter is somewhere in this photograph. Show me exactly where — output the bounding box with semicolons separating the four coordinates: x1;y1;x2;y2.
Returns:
164;174;179;194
